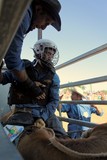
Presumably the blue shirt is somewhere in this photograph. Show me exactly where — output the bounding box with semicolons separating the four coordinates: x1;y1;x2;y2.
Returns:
4;6;32;71
1;66;60;121
61;103;101;138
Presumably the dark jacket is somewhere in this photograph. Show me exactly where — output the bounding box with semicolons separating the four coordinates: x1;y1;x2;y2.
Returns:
1;59;60;121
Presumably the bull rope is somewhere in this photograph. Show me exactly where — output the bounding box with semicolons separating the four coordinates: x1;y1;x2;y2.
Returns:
49;135;107;159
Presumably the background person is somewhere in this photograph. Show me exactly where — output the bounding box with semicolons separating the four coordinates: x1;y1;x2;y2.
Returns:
0;39;67;138
3;0;61;100
58;86;103;139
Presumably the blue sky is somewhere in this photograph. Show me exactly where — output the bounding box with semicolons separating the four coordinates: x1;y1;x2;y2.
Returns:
22;0;107;91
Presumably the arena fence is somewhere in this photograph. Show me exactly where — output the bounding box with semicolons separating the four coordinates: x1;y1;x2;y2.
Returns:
0;1;107;159
56;43;107;131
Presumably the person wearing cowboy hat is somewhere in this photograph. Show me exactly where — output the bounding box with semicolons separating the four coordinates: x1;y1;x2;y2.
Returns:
58;86;103;139
3;0;61;99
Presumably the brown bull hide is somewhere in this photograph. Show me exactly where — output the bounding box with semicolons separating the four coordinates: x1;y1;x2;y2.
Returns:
17;123;107;160
58;123;107;153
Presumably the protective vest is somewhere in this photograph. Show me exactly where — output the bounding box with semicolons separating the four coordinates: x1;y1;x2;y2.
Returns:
8;59;55;106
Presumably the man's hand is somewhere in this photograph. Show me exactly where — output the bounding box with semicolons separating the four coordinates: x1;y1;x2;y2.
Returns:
34;81;46;99
99;109;104;116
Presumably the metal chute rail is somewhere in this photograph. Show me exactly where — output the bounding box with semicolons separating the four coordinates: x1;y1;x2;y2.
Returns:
56;43;107;134
0;0;107;159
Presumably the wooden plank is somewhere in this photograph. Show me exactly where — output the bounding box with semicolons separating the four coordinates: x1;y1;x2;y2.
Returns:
0;1;32;159
0;0;32;64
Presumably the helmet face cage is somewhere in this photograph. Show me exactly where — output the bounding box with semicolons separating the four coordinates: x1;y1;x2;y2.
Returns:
33;39;59;66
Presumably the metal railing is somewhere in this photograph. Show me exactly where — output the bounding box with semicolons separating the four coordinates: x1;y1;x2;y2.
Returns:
0;1;107;158
56;43;107;128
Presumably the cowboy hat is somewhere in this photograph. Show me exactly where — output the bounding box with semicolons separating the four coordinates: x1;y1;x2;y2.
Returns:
42;0;61;31
72;86;86;98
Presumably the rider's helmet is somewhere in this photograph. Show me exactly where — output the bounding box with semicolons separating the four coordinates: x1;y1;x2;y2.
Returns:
33;39;59;66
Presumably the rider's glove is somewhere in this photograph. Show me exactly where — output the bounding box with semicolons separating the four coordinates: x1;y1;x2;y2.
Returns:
21;78;43;98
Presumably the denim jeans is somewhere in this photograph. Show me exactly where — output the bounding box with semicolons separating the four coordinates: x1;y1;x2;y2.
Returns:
46;114;68;137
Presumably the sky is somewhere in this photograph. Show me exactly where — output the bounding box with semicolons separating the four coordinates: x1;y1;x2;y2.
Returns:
21;0;107;92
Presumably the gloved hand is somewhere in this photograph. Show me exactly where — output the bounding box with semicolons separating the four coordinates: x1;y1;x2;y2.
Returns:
21;78;44;98
34;118;45;128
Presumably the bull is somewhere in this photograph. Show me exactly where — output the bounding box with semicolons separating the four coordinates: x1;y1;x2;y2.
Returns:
17;123;107;160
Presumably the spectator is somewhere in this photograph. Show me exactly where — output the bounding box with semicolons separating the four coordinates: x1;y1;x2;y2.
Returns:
3;0;61;99
0;39;67;138
58;86;103;139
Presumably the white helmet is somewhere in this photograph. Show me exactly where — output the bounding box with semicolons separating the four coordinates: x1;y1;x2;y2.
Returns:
33;39;59;66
